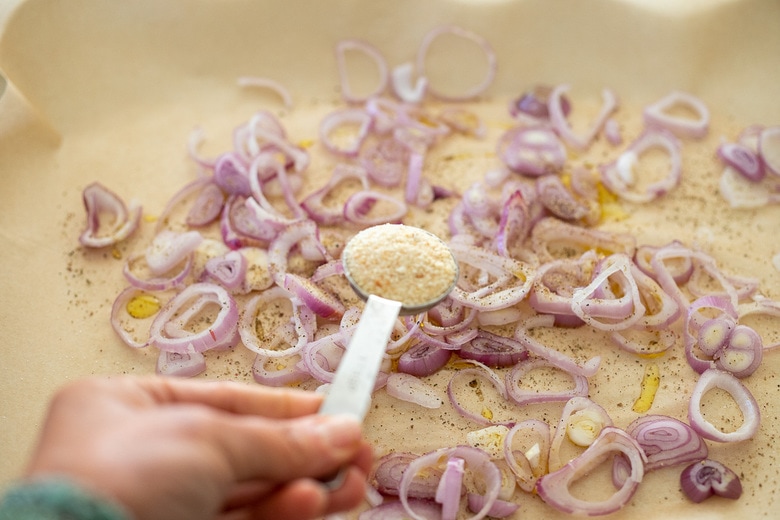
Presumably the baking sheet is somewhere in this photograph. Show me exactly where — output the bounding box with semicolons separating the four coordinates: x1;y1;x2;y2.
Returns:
1;0;780;518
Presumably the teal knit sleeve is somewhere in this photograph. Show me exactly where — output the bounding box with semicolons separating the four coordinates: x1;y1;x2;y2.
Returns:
0;478;131;520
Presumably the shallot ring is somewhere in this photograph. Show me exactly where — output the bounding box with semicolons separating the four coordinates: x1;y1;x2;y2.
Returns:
415;25;496;102
687;368;760;442
335;39;389;103
536;427;646;516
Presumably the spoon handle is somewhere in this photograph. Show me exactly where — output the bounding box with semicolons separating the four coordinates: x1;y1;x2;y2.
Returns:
317;295;401;490
318;294;402;420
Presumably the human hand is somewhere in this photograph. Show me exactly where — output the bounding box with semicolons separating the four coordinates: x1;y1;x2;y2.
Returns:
23;376;373;520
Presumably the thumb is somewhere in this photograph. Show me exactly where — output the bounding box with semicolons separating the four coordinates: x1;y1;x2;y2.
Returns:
220;413;365;482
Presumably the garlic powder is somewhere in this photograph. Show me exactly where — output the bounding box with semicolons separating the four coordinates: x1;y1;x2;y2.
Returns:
343;224;458;307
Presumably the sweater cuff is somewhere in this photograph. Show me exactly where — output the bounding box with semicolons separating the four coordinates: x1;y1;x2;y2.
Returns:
0;478;131;520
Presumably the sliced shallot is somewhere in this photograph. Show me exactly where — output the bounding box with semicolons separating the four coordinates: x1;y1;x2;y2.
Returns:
145;230;203;276
213;152;252;196
717;141;765;182
110;287;157;348
494;189;532;257
509;85;568;121
391;62;427;103
548;85;619;150
536;427;646;516
530;217;636;263
123;249;194;292
718;165;780;208
513;315;601;378
186;180;225;227
372;452;440;498
148;282;239;353
79;182;142;248
399;446;501;520
448;242;535;311
643;90;710;139
385;372;443;409
301;164;369;225
202;250;247;291
548;397;613;472
267;220;327;286
447;360;511;427
497;126;567;177
319;108;373;157
466;494;519;518
343;190;408;225
688;368;760;442
360;137;409;187
239;287;310;358
156;346;207;378
415;25;496;102
600;128;682;203
503;419;551;492
335;39;389;103
506;358;589;406
626;415;708;471
397;342;452;377
435;457;465;520
459;330;527;367
536;174;590;221
680;459;743;503
252;353;309;387
570;254;646;331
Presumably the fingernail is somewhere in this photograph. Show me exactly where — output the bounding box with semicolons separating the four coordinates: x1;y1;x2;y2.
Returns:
316;414;362;450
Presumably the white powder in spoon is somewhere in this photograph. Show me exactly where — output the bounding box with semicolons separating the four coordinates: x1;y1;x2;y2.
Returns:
343;224;458;307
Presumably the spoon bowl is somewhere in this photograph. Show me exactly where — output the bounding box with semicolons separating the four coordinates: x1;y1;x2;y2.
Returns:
341;224;459;315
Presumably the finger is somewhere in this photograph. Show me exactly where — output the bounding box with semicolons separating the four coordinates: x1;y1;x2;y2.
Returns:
214;413;364;482
235;479;329;520
354;441;375;477
257;470;367;520
322;465;369;516
222;481;276;512
223;470;367;520
132;376;324;418
222;442;373;512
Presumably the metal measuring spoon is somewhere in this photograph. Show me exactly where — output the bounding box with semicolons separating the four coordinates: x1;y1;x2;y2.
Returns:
317;224;458;488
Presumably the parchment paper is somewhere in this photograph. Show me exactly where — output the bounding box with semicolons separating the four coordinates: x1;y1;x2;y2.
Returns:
1;0;779;518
